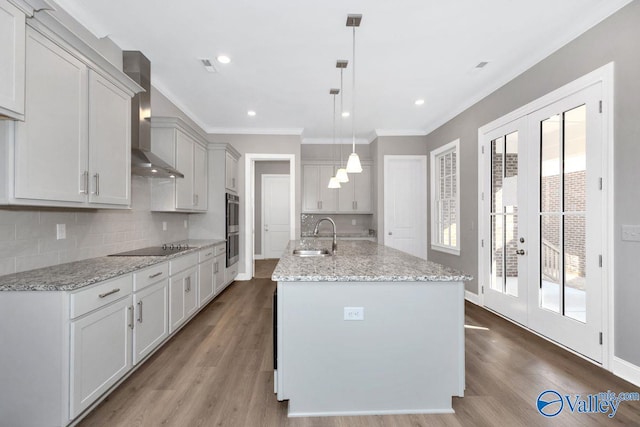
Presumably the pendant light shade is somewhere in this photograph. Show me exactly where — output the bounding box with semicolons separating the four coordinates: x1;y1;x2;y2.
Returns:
328;176;341;188
336;167;349;182
346;14;362;174
346;152;363;173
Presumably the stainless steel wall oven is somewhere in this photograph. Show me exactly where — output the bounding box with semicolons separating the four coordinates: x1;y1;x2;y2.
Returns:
226;193;239;266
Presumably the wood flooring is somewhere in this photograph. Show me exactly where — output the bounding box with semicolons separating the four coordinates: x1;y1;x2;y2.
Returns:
78;274;640;427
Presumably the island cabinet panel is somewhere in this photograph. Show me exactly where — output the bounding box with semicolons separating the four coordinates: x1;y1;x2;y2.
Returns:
276;280;465;416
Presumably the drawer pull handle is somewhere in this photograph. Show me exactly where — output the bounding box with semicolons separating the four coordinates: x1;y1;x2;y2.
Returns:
98;288;120;298
137;300;143;323
149;272;163;279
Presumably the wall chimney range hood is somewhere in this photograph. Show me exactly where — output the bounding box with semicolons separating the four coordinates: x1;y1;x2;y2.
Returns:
123;51;184;178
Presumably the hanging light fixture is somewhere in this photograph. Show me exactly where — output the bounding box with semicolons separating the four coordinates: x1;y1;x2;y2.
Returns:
328;88;341;189
346;14;363;173
335;60;349;183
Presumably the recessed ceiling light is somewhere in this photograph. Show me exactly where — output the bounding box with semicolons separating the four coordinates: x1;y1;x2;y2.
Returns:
342;111;350;117
151;169;158;173
247;110;256;117
414;99;425;106
217;55;231;64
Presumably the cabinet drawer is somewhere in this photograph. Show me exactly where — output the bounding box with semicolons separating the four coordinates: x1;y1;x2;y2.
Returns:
169;252;198;275
199;248;215;263
70;275;133;319
133;262;169;292
214;243;226;257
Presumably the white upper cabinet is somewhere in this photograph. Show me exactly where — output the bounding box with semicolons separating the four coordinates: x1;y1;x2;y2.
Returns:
338;164;372;213
0;25;139;208
150;117;208;212
302;164;337;213
0;0;25;119
88;70;131;205
225;151;238;193
15;28;88;203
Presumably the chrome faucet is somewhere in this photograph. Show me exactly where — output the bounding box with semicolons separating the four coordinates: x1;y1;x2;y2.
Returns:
313;217;337;254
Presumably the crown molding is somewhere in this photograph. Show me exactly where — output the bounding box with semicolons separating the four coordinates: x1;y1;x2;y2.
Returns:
374;129;429;137
301;137;370;145
206;127;304;136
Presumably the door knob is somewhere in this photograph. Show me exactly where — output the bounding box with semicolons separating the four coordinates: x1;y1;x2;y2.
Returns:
516;249;525;255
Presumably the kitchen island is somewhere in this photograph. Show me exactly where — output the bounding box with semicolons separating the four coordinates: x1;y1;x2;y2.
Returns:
272;239;472;417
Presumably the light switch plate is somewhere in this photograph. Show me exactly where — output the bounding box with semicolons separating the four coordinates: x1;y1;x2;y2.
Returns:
622;225;640;242
344;307;364;321
56;224;66;240
162;221;167;231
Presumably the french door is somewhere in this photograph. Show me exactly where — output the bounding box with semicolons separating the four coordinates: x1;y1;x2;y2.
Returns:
481;81;605;363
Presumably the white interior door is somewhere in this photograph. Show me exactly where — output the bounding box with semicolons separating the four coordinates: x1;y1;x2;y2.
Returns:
482;117;529;325
384;155;427;259
262;174;291;259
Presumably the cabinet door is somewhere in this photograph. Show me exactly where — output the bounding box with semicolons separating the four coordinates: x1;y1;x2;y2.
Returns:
15;29;88;203
169;266;198;333
0;0;25;118
317;165;337;212
193;143;208;211
302;164;320;212
175;131;195;209
88;71;131;206
133;279;168;365
199;258;215;306
214;255;225;295
337;175;355;213
70;297;132;418
354;164;372;212
225;152;238;192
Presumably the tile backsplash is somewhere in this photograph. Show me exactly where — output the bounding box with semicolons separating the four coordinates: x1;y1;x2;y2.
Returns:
0;176;189;276
301;213;375;237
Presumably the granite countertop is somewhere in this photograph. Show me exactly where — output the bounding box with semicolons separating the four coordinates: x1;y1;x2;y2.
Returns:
272;239;473;282
0;239;226;292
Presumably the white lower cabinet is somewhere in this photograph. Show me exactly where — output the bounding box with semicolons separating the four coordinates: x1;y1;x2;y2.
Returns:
169;253;199;333
214;245;226;294
133;279;169;365
70;295;132;418
199;248;215;306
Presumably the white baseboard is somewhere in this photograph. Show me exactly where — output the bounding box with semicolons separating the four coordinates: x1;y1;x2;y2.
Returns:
612;356;640;387
465;290;480;306
254;254;265;260
236;273;252;281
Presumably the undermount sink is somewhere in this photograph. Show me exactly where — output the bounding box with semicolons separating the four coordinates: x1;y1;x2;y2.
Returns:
292;248;331;257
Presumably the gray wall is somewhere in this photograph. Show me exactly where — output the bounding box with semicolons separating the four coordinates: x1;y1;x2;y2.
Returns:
207;134;302;277
423;1;640;365
254;161;290;256
301;144;372;161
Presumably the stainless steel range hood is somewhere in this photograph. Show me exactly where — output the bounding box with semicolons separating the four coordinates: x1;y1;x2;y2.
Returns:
123;51;184;178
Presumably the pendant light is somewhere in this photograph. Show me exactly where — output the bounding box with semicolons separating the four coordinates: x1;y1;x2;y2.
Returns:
346;14;363;173
335;60;349;183
328;88;341;189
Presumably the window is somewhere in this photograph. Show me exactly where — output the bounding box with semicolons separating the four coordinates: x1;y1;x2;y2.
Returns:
430;139;460;255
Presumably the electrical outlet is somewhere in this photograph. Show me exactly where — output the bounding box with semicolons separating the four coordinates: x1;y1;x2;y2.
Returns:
162;221;167;231
184;219;188;229
56;224;66;240
352;219;357;225
344;307;364;321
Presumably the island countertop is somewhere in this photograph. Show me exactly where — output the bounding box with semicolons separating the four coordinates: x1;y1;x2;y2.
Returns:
272;239;472;282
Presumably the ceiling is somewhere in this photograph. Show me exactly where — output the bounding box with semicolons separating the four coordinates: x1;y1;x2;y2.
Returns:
55;0;632;143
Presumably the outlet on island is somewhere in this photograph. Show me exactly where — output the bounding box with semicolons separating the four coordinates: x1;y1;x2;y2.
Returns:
344;307;364;321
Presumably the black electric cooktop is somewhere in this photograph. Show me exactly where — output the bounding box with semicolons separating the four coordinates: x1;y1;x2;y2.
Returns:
109;243;191;257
